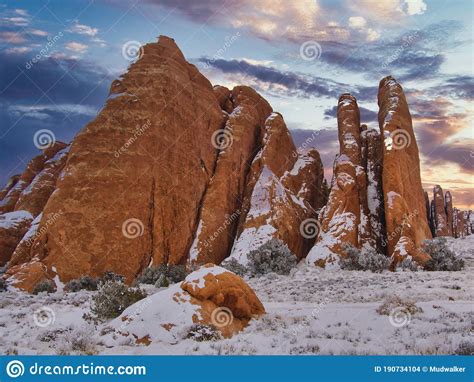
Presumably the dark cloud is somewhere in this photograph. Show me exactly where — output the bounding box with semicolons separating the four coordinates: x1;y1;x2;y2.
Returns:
201;57;378;102
323;105;377;122
0;51;111;186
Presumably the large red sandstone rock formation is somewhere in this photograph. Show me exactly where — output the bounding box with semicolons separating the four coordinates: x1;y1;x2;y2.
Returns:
445;191;453;236
306;94;373;268
3;36;326;291
377;76;432;266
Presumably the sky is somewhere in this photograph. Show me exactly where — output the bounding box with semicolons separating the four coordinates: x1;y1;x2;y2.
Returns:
0;0;472;208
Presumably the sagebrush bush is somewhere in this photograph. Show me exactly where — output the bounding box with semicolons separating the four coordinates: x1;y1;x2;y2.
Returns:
247;238;297;276
136;264;188;285
454;341;474;355
0;278;6;292
32;279;55;295
376;295;423;316
221;258;248;277
397;258;419;271
65;276;98;292
340;245;390;272
90;280;146;321
423;237;464;271
185;324;221;342
56;327;97;355
100;271;125;283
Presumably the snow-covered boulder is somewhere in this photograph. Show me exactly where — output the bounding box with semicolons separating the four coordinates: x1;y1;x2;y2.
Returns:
107;264;265;345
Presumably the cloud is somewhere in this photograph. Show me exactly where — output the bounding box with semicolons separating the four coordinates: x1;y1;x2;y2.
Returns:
5;46;31;54
323;105;378;122
348;16;367;29
0;50;111;186
65;41;88;53
403;0;427;16
201;57;355;99
28;29;48;37
68;21;99;37
1;16;29;26
0;31;26;43
14;9;29;17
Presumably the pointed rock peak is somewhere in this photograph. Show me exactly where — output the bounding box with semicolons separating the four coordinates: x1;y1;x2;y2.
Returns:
338;93;357;104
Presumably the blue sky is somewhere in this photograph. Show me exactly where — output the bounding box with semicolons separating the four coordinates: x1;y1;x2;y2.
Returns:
0;0;472;207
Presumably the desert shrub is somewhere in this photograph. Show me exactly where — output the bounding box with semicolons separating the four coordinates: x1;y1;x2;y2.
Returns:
423;237;464;271
0;278;6;292
185;324;221;342
90;280;146;321
397;258;419;271
247;238;297;276
454;341;474;355
340;245;390;272
100;271;125;283
56;327;97;355
136;264;188;285
376;295;423;316
32;279;55;295
65;276;98;292
221;258;248;277
154;273;169;288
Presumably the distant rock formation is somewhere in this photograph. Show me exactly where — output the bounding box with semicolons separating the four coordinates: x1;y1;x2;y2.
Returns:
433;185;449;236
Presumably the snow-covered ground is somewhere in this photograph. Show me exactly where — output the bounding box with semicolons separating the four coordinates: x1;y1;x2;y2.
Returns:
0;236;472;355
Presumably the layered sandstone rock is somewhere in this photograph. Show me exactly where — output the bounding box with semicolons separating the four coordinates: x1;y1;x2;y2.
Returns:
0;211;33;266
108;265;264;344
0;143;68;268
433;185;449;237
0;175;20;201
0;142;67;214
377;76;432;266
228;113;325;262
306;94;373;268
188;86;273;265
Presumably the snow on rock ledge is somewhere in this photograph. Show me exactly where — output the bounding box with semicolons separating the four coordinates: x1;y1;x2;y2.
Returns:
107;264;265;345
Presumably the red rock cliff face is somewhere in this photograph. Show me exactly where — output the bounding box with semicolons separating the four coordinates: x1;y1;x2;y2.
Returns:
377;76;432;266
444;191;453;237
